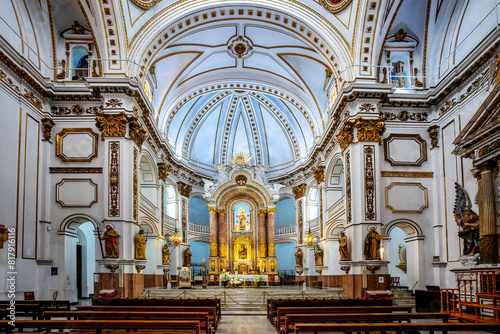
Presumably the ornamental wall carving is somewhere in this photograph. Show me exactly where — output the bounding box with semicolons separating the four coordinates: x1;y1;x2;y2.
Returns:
364;145;375;220
345;152;352;223
312;166;325;185
297;200;303;242
292;183;306;199
157;162;169;182
128;116;147;147
96;112;128;138
336;121;354;151
109;141;120;217
133;149;138;221
355;118;385;143
178;181;192;197
41;118;55;142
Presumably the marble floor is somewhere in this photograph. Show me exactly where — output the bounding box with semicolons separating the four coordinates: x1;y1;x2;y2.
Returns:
217;315;277;334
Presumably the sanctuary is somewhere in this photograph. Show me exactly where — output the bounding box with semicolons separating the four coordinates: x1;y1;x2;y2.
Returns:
0;0;499;307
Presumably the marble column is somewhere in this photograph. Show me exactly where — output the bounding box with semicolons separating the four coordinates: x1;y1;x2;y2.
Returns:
258;209;267;258
478;162;498;264
267;207;276;256
218;209;227;258
208;207;218;257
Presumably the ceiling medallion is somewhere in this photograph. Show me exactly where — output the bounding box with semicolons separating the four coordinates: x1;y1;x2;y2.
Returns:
229;152;253;167
130;0;162;9
235;175;248;187
227;35;253;59
320;0;352;12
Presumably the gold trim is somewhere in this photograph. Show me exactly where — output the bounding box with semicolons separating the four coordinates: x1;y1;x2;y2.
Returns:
381;171;433;178
385;182;429;213
383;134;427;166
109;141;120;217
55;128;99;162
49;167;103;173
55;178;98;208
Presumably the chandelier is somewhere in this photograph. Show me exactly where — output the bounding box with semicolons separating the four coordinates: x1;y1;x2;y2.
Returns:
169;227;182;247
303;226;317;247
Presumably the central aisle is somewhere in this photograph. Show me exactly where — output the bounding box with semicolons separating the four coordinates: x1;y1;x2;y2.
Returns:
217;315;276;334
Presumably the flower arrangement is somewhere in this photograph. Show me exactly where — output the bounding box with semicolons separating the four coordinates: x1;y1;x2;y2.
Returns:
229;274;243;287
254;274;264;287
220;272;230;287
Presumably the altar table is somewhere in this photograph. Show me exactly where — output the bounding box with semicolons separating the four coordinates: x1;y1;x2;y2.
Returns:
220;274;269;286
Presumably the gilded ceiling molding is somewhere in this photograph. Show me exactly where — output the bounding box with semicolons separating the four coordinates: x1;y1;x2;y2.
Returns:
422;0;431;86
130;0;163;9
320;0;352;13
292;183;306;199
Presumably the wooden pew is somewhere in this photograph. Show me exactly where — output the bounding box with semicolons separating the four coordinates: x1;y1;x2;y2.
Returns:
43;310;211;334
282;312;450;334
293;321;500;333
274;305;413;331
0;303;42;320
0;319;201;334
0;300;70;311
77;305;219;329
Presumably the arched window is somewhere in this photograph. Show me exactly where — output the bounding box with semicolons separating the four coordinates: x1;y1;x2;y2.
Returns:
71;45;88;80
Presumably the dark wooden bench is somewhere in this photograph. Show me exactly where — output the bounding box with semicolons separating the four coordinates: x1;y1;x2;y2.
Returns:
0;319;201;334
283;312;450;334
275;305;413;331
293;321;500;333
43;310;211;334
0;303;42;320
0;300;70;311
77;305;218;329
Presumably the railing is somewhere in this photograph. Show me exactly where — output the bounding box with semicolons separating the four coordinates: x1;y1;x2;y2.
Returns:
189;222;209;234
140;194;157;215
164;215;177;227
275;224;296;236
327;197;345;219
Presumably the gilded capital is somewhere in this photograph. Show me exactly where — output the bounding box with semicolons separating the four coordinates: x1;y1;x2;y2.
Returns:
128;116;147;147
217;209;226;216
312;165;325;185
336;121;354;151
177;181;192;197
157;162;169;182
209;242;218;256
354;117;385;143
208;207;217;214
267;207;276;215
478;161;497;173
258;209;267;216
292;183;306;199
427;125;439;149
95;112;128;138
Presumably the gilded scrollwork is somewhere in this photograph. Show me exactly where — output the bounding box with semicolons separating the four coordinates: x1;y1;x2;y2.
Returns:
41;118;55;142
128;116;147;147
268;243;276;257
157;162;169;182
364;145;376;220
23;89;42;109
109;141;120;217
133;149;138;221
427;125;439;149
210;242;218;256
292;183;306;199
178;181;192;197
345;152;352;223
336;121;354;151
312;166;325;185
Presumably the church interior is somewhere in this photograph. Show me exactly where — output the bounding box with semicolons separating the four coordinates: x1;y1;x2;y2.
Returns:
1;0;500;332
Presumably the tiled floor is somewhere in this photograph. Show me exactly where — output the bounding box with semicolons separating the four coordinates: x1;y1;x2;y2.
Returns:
217;315;276;334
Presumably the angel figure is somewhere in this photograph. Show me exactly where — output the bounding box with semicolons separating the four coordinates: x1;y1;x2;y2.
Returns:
454;182;480;255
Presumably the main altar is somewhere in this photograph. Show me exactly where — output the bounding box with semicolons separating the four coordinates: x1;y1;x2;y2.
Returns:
204;153;281;275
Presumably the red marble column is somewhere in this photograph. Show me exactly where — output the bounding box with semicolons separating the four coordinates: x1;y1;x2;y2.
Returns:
258;209;267;258
208;207;218;257
267;207;276;256
218;209;227;257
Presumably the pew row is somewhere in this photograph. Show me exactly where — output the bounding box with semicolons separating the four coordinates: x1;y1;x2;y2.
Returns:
292;322;500;333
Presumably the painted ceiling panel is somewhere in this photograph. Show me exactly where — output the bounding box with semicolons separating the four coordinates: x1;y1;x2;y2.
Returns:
231;114;252;157
243;53;296;82
260;104;294;166
244;26;311;48
189;103;221;164
171;25;237;46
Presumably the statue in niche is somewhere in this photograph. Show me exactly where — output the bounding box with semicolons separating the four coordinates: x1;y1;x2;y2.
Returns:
454;182;480;255
295;248;303;267
135;229;147;259
162;244;170;264
100;225;120;258
314;245;324;266
338;231;351;261
398;244;407;265
183;246;192;267
364;227;384;260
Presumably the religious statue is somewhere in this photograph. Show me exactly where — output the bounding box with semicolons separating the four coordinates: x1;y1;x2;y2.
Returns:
0;225;9;248
71;20;85;34
314;245;323;266
295;248;303;267
100;225;120;258
364;227;384;260
162;244;170;264
238;244;247;259
237;207;247;231
338;231;351;261
398;244;407;265
453;182;480;255
135;229;147;259
183;246;192;267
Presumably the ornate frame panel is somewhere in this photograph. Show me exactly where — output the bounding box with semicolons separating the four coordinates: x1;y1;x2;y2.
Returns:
383;134;427;166
385;182;428;213
55;178;98;207
56;128;99;162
